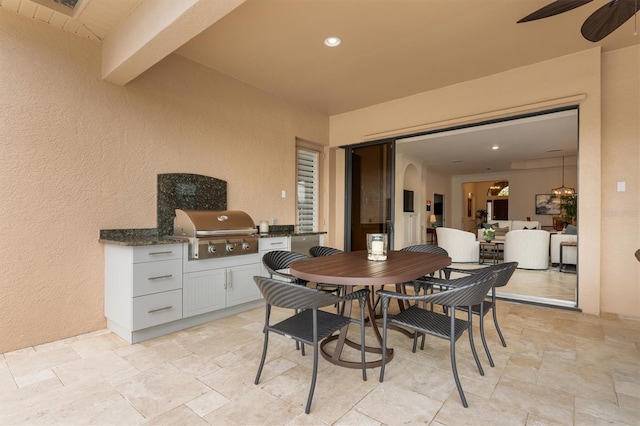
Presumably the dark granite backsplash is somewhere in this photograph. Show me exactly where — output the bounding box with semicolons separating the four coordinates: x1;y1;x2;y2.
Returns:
267;224;295;234
99;228;158;240
157;173;227;236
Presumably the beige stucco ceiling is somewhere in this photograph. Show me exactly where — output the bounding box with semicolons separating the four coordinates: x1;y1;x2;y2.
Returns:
2;0;638;115
2;0;635;173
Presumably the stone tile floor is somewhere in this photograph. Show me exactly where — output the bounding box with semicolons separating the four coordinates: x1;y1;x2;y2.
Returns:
1;297;639;425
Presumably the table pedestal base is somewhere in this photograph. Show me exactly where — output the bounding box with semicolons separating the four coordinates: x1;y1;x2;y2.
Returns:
320;335;393;369
320;284;394;369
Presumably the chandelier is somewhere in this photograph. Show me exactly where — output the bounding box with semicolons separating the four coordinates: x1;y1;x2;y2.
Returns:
551;157;575;197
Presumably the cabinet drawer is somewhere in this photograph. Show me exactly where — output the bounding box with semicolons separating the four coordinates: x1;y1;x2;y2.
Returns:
132;289;182;330
133;244;182;263
259;237;289;252
132;259;182;297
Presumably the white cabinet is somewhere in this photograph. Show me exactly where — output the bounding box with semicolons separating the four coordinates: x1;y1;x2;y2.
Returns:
402;213;419;247
182;255;262;318
104;244;183;343
259;237;290;278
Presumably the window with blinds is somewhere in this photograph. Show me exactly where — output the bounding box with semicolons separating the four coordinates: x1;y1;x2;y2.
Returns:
296;147;319;232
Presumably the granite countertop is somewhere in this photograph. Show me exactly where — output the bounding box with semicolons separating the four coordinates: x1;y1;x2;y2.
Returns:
99;228;326;246
258;231;326;238
99;229;185;246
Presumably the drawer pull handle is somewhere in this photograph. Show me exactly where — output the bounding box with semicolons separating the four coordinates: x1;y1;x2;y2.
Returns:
148;274;173;281
270;242;284;246
148;306;172;314
148;251;173;256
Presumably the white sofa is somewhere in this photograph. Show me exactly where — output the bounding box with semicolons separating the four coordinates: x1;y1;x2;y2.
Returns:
477;220;541;241
504;230;550;270
550;234;577;265
436;227;479;263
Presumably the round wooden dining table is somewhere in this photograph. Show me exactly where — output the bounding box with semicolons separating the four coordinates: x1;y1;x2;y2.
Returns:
289;250;451;369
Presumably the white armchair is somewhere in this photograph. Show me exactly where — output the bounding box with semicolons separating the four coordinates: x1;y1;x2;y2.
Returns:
436;227;479;263
550;234;577;265
504;230;550;270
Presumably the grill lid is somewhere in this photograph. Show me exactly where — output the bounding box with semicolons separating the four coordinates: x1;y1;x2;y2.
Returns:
173;209;256;238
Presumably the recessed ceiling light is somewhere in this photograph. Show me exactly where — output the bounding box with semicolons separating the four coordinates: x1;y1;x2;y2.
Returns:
492;145;499;150
324;37;341;47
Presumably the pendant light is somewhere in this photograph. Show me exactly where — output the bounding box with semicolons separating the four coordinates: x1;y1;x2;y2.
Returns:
551;156;575;197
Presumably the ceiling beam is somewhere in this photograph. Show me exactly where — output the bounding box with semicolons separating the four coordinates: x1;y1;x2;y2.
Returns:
102;0;245;85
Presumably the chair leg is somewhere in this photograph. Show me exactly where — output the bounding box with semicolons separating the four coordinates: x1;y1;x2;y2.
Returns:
305;313;319;414
255;329;269;385
359;297;367;381
379;297;389;382
479;309;494;368
449;313;468;408
492;304;507;347
466;308;484;376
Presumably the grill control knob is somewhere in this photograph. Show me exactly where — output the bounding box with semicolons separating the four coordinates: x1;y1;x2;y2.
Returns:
207;243;216;254
242;241;250;250
225;242;234;252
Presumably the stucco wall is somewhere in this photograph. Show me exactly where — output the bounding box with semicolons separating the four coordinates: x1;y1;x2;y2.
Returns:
0;11;329;353
600;45;640;317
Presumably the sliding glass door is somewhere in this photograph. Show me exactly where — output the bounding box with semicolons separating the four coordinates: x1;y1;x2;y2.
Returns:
344;140;394;251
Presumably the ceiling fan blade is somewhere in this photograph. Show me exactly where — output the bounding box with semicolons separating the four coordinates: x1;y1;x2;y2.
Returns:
517;0;593;23
581;0;640;41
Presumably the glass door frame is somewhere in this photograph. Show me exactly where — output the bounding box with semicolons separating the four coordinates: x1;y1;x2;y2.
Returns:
343;138;395;251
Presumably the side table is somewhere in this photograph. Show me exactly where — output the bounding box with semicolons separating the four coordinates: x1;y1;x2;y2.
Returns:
479;241;503;265
426;228;437;244
559;241;577;273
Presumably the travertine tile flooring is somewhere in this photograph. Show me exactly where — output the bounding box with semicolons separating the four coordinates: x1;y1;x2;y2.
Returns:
2;286;638;425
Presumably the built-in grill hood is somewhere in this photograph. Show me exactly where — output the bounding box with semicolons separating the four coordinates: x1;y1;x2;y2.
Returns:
173;209;256;238
171;209;259;260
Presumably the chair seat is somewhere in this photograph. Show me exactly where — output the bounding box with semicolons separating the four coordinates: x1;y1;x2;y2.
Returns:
269;309;352;344
390;305;469;342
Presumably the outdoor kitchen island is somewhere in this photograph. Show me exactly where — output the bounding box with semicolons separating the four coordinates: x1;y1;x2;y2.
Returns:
100;173;326;344
100;229;324;344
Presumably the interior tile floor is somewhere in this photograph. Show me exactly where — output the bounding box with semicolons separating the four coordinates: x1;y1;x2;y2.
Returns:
2;280;638;425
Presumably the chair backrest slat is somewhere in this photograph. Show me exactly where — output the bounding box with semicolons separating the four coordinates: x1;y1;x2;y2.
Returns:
309;246;344;257
262;250;309;283
401;244;448;257
423;271;497;307
254;276;341;309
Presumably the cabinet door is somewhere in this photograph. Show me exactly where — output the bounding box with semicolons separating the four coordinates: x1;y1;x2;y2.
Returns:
183;269;226;317
259;237;290;277
226;263;262;307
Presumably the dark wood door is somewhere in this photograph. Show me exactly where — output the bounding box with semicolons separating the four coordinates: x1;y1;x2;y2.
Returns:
493;199;509;220
346;141;394;251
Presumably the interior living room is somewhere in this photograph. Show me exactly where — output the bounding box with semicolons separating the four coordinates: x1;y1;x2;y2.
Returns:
1;0;638;424
395;108;579;308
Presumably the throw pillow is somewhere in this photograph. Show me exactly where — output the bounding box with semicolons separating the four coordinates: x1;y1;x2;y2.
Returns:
483;222;498;229
494;226;509;237
523;226;538;230
565;224;578;235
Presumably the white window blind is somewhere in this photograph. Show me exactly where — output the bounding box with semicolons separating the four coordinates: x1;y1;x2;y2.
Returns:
297;148;319;232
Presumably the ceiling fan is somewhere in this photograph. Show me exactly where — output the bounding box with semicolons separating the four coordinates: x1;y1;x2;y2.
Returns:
517;0;639;42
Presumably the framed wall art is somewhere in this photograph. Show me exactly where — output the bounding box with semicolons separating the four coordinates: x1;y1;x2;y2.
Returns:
535;194;561;215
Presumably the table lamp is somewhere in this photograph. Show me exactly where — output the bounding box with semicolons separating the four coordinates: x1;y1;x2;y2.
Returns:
429;214;437;228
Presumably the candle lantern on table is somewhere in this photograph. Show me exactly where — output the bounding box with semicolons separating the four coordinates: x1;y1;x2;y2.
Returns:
367;233;388;261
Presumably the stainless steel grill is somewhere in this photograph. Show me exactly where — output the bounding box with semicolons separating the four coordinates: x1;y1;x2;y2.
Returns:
172;209;259;260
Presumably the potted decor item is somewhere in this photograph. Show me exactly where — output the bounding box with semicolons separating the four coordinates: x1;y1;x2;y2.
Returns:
476;209;488;228
483;228;495;242
560;194;577;226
